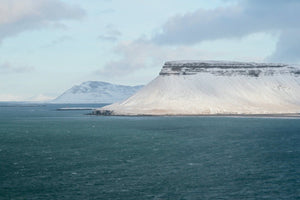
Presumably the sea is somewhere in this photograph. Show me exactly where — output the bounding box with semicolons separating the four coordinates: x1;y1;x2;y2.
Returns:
0;102;299;200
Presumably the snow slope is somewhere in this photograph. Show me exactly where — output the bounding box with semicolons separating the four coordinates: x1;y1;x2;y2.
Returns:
52;81;143;104
95;61;300;115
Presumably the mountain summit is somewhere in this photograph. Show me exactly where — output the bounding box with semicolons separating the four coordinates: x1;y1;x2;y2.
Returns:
94;60;300;115
52;81;143;104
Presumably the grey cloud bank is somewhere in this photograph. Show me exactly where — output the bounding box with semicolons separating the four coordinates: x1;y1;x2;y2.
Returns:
150;0;300;63
98;39;215;78
100;0;300;78
152;0;300;45
268;29;300;63
0;0;85;42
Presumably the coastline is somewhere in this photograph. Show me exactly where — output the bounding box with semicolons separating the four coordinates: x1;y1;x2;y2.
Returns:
57;107;96;111
91;110;300;118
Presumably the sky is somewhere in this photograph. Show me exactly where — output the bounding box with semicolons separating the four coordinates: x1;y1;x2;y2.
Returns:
1;0;300;101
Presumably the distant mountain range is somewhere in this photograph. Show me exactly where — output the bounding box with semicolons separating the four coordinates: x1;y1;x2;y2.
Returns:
52;81;143;104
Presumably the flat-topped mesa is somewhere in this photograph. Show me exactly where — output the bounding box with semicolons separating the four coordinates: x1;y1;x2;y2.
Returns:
94;60;300;116
159;60;299;77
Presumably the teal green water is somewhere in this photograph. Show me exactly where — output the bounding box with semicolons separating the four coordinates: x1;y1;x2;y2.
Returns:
0;103;299;199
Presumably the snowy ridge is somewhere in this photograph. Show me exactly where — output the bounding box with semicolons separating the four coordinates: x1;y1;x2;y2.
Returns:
52;81;143;104
164;60;287;66
95;61;300;115
160;60;299;76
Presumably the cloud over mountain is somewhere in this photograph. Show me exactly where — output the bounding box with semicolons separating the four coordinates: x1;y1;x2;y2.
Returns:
152;0;300;45
151;0;300;62
100;0;300;76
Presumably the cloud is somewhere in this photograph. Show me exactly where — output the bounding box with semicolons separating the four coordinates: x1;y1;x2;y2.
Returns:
0;62;35;73
97;40;160;76
43;35;73;47
268;29;300;63
0;94;24;101
99;0;300;76
0;93;54;102
98;8;115;15
98;25;122;42
152;0;300;45
97;39;219;77
0;0;85;42
148;0;300;63
26;94;54;102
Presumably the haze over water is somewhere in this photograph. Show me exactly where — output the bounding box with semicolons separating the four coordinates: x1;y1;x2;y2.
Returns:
0;103;299;199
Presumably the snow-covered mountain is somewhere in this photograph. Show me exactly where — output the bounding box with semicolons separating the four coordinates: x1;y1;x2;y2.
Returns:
95;60;300;115
52;81;143;104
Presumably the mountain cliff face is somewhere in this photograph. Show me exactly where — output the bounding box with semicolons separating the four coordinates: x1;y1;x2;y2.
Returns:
52;81;143;104
95;61;300;115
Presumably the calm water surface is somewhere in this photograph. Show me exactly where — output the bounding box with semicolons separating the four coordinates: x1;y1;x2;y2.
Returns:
0;103;299;199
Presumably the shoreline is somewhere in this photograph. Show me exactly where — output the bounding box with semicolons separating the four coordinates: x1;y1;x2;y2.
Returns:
91;110;300;118
57;107;96;111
